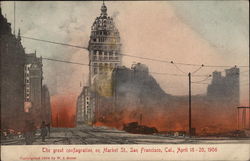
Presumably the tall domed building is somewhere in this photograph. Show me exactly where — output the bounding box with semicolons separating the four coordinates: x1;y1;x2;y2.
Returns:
76;2;122;125
88;2;122;85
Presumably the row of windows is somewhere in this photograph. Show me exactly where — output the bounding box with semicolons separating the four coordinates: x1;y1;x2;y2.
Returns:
93;56;119;61
92;30;115;36
93;50;119;55
92;37;119;43
93;63;118;75
90;45;120;51
93;63;118;67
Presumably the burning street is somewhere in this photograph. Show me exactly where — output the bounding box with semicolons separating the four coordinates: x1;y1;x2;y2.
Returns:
1;125;249;145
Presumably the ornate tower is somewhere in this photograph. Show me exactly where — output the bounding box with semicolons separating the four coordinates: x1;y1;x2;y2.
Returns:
88;2;122;85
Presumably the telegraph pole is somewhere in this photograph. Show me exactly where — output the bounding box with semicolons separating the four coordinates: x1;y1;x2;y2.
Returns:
188;72;192;137
14;1;16;35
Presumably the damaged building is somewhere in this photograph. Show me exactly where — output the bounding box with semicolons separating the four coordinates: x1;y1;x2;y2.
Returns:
207;67;240;107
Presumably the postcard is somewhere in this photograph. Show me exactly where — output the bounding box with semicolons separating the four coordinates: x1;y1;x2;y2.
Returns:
0;1;249;161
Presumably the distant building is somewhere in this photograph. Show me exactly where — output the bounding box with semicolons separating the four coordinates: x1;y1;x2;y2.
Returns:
24;52;52;126
0;8;25;130
76;86;94;125
41;85;51;124
88;2;122;85
207;67;240;106
24;52;43;114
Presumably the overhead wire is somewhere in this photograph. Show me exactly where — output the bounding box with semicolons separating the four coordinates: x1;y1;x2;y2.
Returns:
21;36;249;68
191;64;204;74
21;36;88;50
170;61;187;74
42;57;190;77
191;75;212;83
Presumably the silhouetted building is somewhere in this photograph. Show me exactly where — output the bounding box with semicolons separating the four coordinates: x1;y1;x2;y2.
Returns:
88;2;122;85
24;53;43;114
0;8;25;130
207;67;240;107
112;63;167;108
24;52;52;126
41;85;51;124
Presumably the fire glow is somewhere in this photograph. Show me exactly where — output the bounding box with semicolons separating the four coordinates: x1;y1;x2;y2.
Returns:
94;103;238;135
50;94;238;135
51;94;76;128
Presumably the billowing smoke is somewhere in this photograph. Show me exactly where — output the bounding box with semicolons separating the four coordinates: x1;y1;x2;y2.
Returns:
94;65;238;135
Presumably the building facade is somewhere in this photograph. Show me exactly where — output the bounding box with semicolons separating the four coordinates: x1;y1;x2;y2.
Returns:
88;2;122;85
24;52;43;114
24;52;52;126
0;8;26;130
76;86;94;125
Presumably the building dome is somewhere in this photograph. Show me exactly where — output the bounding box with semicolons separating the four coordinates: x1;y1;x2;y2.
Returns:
90;3;119;36
88;2;121;50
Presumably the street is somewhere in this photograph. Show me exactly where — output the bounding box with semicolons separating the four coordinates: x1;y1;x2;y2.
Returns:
1;125;250;145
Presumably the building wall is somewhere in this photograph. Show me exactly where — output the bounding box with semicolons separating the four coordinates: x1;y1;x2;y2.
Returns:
42;85;51;124
76;86;94;125
0;9;25;130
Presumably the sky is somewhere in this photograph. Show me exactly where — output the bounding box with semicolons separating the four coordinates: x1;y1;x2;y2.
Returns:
2;1;249;106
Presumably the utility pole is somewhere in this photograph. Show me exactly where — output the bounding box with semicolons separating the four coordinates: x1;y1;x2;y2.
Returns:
14;1;16;35
188;72;192;137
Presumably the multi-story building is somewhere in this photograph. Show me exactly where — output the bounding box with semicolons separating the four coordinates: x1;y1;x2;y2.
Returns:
0;8;26;130
76;86;94;125
88;2;122;85
207;67;240;107
24;52;43;114
24;52;51;125
77;2;122;125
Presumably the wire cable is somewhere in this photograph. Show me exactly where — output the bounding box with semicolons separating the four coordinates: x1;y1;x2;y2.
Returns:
192;64;204;74
43;57;89;66
22;36;88;50
42;57;191;77
192;75;212;83
171;61;187;74
21;36;249;68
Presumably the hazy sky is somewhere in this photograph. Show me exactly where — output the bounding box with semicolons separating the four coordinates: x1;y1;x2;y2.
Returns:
2;1;249;105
